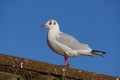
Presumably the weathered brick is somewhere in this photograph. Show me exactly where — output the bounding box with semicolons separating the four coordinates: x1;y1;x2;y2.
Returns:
0;54;119;80
0;72;24;80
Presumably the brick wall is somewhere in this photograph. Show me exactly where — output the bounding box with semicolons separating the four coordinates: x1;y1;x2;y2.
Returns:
0;54;119;80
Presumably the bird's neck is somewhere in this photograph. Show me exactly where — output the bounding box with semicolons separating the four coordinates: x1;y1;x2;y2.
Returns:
48;27;60;39
49;26;60;33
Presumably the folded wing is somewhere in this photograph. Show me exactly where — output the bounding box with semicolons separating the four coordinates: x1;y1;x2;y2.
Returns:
56;32;92;51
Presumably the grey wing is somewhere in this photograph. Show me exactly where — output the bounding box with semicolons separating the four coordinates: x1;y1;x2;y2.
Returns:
56;32;91;50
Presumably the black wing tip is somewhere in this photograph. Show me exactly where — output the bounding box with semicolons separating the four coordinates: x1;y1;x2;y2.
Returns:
92;50;106;54
102;51;106;54
92;50;106;57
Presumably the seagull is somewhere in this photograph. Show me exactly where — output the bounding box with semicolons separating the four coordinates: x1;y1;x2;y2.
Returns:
41;19;106;67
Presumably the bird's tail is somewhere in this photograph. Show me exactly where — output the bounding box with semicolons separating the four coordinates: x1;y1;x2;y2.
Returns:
91;50;106;57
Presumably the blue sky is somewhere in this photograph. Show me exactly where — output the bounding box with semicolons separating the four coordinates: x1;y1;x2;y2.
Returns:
0;0;120;77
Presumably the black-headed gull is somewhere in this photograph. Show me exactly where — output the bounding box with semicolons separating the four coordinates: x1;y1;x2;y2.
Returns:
41;19;105;67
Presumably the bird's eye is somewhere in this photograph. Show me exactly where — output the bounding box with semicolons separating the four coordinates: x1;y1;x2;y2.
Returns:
49;22;52;25
54;22;56;25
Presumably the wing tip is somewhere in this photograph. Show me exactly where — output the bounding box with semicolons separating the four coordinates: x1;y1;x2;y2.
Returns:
92;50;106;54
92;50;106;57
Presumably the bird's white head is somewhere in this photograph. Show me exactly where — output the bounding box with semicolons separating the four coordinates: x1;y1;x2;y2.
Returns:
41;19;59;29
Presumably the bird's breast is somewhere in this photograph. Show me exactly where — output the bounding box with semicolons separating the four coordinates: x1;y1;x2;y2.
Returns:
47;31;65;56
47;38;65;56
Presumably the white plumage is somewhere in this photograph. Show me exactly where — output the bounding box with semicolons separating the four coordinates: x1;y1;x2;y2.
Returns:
41;19;105;67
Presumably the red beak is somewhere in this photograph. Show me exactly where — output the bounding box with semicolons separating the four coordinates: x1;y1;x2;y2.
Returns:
40;24;47;27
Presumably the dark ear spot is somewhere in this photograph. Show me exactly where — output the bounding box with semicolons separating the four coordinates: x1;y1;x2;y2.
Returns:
54;22;56;25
